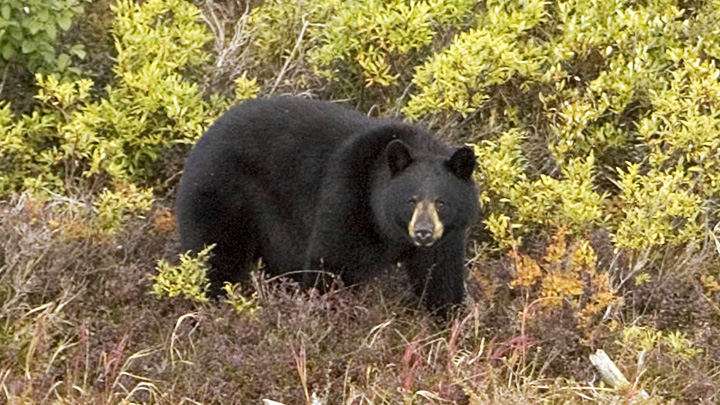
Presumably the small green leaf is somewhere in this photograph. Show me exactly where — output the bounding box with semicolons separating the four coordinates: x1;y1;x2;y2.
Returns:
1;5;10;20
27;20;41;34
1;42;16;60
57;13;72;31
57;53;70;69
9;25;23;40
46;23;56;40
37;8;48;22
70;44;85;59
21;39;36;53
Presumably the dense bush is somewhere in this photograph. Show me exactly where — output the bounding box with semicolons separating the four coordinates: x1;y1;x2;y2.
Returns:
308;0;476;87
247;0;477;108
0;0;86;73
1;0;221;232
401;0;720;251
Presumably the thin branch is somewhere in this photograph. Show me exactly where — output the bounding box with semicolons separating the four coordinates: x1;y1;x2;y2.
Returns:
270;19;310;95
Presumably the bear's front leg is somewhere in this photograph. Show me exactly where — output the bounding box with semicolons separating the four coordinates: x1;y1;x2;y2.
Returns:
404;235;467;316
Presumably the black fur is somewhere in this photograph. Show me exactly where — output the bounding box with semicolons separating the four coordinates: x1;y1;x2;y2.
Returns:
176;96;479;314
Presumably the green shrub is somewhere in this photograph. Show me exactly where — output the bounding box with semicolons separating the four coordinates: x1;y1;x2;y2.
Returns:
0;73;95;197
248;0;340;69
223;282;261;317
152;245;213;302
474;128;606;248
0;0;217;237
93;181;153;234
404;0;546;119
399;0;720;253
0;0;86;73
309;0;476;88
233;72;260;101
0;0;214;189
99;0;215;181
246;0;475;103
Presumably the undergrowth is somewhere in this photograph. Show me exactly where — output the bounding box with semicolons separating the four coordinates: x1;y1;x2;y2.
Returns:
2;197;719;403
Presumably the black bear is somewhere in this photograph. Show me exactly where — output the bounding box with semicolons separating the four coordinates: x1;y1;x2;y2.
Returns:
176;97;478;314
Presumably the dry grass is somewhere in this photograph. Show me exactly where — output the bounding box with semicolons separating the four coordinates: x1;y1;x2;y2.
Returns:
1;195;719;404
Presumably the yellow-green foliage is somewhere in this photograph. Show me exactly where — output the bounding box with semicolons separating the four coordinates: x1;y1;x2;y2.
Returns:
619;325;701;362
309;0;476;87
1;0;215;231
94;182;153;234
0;74;95;196
112;0;210;72
248;0;340;68
223;283;261;317
475;129;606;248
614;164;704;249
248;0;475;93
100;0;214;179
152;245;213;302
399;0;720;251
404;0;546;118
234;73;261;101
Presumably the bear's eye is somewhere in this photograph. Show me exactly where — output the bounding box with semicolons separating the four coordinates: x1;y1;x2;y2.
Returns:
408;198;417;206
436;200;446;209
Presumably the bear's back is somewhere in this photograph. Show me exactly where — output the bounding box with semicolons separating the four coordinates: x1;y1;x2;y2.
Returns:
187;97;383;184
183;98;368;191
178;97;388;257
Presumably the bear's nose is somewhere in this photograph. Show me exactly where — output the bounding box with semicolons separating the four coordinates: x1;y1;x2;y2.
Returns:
414;229;434;244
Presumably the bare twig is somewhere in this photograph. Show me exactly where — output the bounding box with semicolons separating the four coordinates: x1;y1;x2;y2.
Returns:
0;64;9;99
202;0;252;87
270;19;310;95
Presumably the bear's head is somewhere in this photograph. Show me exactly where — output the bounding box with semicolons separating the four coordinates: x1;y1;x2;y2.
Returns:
373;139;479;248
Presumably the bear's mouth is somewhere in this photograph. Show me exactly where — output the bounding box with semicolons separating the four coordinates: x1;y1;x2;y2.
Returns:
412;237;437;247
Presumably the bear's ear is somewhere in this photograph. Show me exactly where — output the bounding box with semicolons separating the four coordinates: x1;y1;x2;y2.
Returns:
386;139;412;175
446;146;476;180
